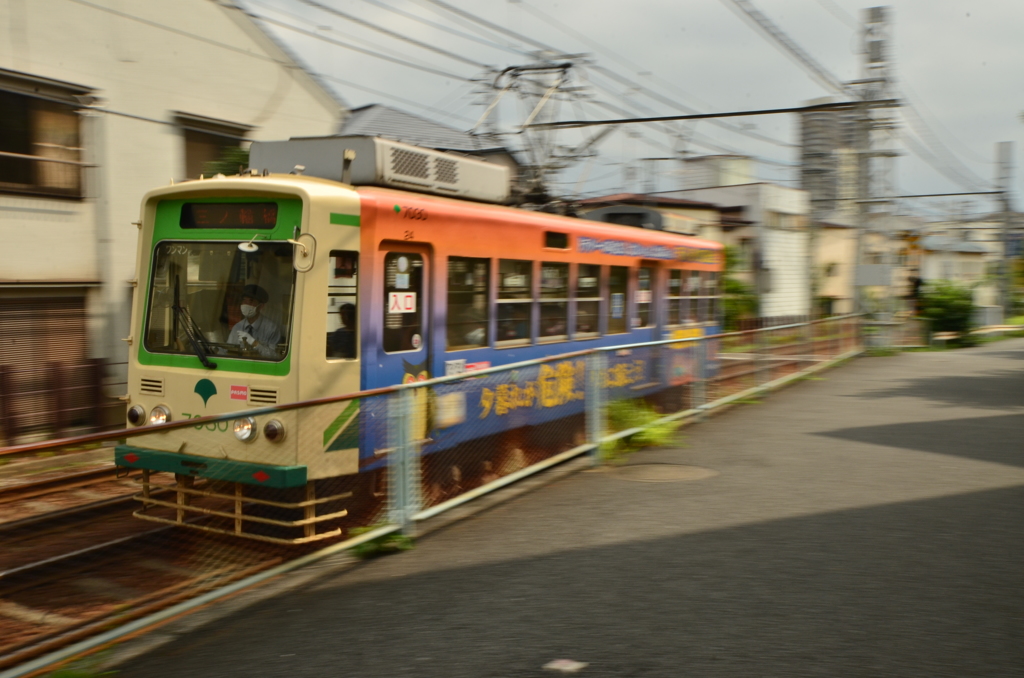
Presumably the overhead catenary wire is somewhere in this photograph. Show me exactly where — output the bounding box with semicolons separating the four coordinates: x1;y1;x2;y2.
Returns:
249;11;476;82
516;1;795;150
718;0;849;94
355;0;532;57
419;0;554;52
720;0;995;193
295;0;490;69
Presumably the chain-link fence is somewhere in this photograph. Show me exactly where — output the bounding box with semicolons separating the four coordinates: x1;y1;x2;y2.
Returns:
0;315;862;675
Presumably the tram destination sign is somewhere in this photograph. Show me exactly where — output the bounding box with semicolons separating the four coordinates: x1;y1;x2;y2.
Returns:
180;203;278;229
577;236;718;264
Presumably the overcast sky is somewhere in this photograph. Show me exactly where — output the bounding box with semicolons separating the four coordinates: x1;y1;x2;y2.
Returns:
243;0;1024;219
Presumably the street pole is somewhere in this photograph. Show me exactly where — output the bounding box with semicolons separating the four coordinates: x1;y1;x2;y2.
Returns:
997;142;1014;321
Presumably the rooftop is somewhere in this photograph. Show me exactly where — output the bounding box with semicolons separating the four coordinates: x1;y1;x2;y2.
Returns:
336;104;505;153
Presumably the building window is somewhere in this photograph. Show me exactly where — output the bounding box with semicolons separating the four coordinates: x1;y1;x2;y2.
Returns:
575;264;601;337
327;251;358;359
497;259;532;344
539;262;568;340
0;89;84;198
447;257;489;350
174;112;253;180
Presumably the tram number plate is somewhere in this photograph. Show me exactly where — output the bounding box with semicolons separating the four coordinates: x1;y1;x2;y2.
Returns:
445;359;491;377
388;292;417;313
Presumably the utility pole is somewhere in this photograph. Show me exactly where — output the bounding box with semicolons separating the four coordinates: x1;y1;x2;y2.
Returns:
850;6;900;323
472;55;614;203
997;141;1014;319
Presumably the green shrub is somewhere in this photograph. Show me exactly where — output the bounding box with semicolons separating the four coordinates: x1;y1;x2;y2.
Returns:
920;281;976;346
599;399;682;462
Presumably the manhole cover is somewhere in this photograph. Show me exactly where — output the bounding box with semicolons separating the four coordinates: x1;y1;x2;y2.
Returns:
608;464;719;483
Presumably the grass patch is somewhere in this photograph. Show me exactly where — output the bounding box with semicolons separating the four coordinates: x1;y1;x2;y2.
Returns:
349;527;414;559
599;399;683;464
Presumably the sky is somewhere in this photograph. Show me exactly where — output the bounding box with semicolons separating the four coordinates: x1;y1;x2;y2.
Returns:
241;0;1024;220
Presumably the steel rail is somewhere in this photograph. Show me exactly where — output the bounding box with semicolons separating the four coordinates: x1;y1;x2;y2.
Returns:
0;467;131;505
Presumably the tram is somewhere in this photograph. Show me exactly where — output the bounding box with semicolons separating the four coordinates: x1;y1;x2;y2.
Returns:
115;136;723;543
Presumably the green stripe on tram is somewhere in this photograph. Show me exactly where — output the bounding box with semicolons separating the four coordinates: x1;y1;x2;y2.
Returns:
323;399;360;448
329;213;360;226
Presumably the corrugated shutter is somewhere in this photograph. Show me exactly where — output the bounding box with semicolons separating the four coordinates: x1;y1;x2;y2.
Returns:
0;296;89;435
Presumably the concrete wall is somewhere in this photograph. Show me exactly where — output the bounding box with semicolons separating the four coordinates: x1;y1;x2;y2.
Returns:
816;227;857;314
667;184;812;316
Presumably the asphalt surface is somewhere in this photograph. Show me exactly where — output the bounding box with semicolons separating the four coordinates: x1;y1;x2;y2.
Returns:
118;340;1024;677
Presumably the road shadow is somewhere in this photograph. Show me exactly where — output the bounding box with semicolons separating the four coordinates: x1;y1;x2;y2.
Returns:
815;413;1024;468
119;485;1024;678
849;370;1024;409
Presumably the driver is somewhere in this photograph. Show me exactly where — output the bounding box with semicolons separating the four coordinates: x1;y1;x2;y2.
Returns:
228;284;282;358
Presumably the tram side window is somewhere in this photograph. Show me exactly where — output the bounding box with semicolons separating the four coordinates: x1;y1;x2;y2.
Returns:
575;264;601;337
636;267;653;328
447;257;489;350
687;271;701;323
383;252;424;353
327;251;358;359
667;270;686;326
497;259;532;345
539;262;568;340
607;265;628;334
704;271;720;324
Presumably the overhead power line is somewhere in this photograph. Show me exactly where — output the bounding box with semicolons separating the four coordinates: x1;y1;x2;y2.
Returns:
527;100;896;129
296;0;489;69
718;0;849;94
419;0;554;52
251;12;474;82
355;0;530;57
517;1;794;149
67;0;289;66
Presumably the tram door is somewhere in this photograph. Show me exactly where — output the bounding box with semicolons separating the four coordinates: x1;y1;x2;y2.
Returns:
377;243;432;404
378;247;432;440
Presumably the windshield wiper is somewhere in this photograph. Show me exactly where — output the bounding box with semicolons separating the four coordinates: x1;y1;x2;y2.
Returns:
173;303;217;370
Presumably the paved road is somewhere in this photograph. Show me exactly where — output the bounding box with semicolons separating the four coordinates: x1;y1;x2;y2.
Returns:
119;340;1024;677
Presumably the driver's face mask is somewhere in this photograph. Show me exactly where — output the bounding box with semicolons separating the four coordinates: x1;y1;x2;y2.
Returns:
240;304;258;319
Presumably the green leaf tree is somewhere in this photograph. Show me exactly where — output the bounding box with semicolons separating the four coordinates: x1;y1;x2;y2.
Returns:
722;245;757;330
920;281;975;345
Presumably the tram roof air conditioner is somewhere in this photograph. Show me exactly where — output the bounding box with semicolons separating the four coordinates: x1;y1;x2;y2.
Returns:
250;135;511;204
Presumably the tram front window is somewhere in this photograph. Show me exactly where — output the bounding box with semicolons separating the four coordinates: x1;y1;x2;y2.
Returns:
144;241;295;362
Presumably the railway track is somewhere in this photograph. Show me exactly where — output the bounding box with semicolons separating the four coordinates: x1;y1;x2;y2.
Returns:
0;489;315;671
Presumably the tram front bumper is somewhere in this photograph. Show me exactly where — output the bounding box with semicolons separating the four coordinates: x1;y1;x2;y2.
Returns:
115;446;307;488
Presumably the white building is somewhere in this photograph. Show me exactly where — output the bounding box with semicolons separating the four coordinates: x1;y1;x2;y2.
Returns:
666;180;812;317
0;0;346;434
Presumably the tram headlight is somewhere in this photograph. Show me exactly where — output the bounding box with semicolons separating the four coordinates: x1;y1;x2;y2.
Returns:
263;419;286;443
127;405;146;426
149;405;171;425
233;416;259;442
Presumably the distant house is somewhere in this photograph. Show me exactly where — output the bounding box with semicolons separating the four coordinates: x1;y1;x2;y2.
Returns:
335;104;522;192
0;0;346;435
663;183;812;317
919;236;989;289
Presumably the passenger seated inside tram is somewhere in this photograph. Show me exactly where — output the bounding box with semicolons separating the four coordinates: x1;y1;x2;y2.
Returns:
329;303;357;359
497;305;529;342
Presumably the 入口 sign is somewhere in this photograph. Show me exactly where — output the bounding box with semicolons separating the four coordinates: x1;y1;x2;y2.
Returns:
388;292;417;313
